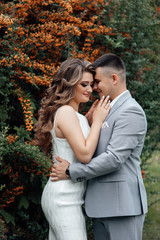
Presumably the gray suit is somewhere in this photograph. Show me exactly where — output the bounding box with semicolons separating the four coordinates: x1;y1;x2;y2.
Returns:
70;91;147;239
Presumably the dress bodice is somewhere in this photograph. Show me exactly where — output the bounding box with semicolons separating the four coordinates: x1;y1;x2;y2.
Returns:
50;110;90;164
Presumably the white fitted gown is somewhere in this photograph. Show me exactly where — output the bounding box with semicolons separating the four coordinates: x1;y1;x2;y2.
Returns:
41;110;90;240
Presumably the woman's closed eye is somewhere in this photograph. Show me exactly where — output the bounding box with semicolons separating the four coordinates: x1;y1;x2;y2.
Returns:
81;83;94;88
81;83;88;87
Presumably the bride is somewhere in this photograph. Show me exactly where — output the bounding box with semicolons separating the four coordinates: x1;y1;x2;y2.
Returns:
34;59;110;240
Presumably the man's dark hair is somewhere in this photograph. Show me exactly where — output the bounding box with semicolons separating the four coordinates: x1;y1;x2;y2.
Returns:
92;53;126;71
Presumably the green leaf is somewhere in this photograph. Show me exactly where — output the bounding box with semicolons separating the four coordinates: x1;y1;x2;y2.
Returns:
18;196;29;209
0;209;15;225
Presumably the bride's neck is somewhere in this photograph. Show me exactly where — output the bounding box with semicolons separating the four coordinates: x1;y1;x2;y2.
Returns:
68;100;79;112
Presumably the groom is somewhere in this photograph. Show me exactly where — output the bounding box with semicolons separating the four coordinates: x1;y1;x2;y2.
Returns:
50;53;148;240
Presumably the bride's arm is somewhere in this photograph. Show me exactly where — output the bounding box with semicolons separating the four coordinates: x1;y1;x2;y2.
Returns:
56;98;110;164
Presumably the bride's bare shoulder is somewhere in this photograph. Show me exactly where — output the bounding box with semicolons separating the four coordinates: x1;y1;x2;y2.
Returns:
57;105;77;121
58;105;75;114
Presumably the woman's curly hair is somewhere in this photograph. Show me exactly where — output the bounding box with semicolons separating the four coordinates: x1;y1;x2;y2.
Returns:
34;58;95;155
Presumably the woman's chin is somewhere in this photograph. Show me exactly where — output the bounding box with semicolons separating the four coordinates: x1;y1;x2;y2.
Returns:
81;98;90;103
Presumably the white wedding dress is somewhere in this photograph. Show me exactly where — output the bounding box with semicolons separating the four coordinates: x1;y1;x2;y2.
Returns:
41;109;90;240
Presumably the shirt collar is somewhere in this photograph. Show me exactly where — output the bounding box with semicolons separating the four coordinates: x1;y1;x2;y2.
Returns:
110;90;129;108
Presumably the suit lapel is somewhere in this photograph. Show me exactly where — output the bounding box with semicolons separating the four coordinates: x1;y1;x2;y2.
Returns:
106;91;132;121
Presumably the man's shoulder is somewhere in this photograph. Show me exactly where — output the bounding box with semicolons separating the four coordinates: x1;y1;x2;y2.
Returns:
123;95;145;112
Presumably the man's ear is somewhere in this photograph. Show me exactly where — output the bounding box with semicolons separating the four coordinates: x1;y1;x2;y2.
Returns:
112;74;119;85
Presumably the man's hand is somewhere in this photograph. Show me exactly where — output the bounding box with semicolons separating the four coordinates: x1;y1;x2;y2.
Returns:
85;99;99;125
50;156;70;181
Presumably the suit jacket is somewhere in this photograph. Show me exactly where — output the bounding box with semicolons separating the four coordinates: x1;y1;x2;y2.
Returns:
69;91;148;218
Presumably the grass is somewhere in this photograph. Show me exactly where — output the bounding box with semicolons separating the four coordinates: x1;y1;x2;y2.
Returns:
143;151;160;240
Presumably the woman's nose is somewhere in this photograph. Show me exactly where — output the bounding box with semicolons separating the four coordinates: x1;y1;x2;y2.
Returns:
87;85;93;92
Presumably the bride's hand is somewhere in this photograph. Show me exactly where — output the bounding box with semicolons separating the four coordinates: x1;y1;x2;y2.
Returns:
92;96;111;124
85;99;99;125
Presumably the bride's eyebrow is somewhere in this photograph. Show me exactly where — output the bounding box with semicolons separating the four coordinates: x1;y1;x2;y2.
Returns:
80;80;94;83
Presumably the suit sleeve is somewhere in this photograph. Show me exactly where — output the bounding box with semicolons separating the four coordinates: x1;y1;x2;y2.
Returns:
69;105;147;183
